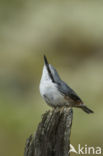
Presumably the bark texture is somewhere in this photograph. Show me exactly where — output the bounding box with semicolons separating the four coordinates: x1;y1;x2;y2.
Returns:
24;107;73;156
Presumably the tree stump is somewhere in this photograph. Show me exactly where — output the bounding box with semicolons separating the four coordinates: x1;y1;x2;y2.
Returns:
24;107;73;156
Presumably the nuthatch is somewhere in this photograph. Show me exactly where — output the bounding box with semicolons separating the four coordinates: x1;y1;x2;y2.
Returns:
39;55;94;114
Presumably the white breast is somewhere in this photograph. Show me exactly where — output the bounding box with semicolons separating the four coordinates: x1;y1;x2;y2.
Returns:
39;79;68;107
39;65;69;107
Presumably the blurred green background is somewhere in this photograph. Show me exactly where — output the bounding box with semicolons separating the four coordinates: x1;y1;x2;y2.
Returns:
0;1;103;156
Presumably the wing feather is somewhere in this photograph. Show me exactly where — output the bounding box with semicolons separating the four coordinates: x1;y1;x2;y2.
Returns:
57;80;82;103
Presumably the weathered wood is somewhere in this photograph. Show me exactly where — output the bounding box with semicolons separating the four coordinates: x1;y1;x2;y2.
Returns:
24;107;73;156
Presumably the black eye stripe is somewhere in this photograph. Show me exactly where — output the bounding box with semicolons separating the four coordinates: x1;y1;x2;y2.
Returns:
47;66;55;82
44;55;55;83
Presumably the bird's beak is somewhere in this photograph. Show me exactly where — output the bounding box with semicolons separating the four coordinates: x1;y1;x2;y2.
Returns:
44;55;49;67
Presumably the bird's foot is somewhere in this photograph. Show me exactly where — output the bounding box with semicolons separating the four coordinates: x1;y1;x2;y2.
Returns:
59;106;65;114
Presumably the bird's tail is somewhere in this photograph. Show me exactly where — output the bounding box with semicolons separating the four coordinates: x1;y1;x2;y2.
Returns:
80;105;94;114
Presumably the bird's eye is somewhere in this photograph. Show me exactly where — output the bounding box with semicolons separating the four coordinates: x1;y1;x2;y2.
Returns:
57;82;61;86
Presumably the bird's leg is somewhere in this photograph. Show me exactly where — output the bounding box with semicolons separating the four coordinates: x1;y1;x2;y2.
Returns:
59;106;65;114
52;106;60;113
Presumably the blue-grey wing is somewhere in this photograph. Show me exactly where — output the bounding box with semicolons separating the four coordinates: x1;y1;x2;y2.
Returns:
49;64;82;102
57;80;82;102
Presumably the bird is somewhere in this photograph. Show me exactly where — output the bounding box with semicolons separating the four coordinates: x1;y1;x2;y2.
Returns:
39;55;94;114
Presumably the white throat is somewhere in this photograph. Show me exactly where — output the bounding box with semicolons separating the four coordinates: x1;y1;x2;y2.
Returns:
40;65;51;82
